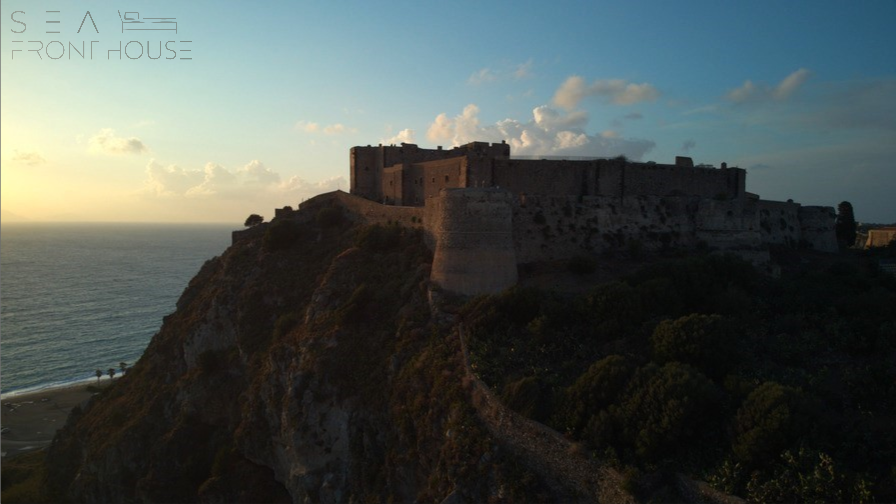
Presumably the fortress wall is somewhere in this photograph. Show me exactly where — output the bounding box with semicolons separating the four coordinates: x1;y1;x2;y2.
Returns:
427;188;517;295
596;160;625;197
512;195;702;263
756;200;802;247
299;190;423;229
621;164;742;199
493;159;593;198
382;164;404;205
799;206;838;252
418;157;466;201
466;155;494;188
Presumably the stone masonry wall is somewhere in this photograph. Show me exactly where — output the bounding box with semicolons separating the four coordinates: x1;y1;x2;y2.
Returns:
426;189;517;295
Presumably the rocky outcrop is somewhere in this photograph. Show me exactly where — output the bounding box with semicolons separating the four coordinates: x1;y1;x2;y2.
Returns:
45;215;562;503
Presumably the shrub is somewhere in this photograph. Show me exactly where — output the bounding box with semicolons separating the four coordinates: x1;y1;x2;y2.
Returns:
262;219;303;252
316;206;344;229
619;362;722;461
650;314;737;380
732;382;805;466
561;355;635;436
355;223;402;252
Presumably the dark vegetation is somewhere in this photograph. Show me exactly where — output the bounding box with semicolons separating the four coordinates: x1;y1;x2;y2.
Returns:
836;201;857;249
464;253;896;502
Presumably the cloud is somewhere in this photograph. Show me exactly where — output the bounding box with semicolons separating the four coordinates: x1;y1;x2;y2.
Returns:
514;59;534;80
624;112;643;120
468;60;535;85
296;121;320;133
11;150;46;166
144;160;204;197
239;160;280;185
295;120;355;135
323;123;347;135
727;68;811;103
553;76;659;110
88;128;148;155
423;103;655;160
468;68;498;85
144;158;346;203
383;128;416;145
682;140;696;153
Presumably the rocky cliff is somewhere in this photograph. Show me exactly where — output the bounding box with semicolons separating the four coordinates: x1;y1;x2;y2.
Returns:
44;210;570;503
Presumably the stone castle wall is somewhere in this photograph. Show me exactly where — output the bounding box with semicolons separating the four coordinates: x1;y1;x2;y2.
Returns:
426;189;517;295
799;206;838;253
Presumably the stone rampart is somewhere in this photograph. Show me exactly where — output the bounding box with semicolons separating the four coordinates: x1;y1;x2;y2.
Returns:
756;200;802;247
799;206;838;252
426;188;517;295
299;190;423;228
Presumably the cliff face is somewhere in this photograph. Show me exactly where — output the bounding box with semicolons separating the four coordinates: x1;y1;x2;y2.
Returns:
45;214;558;503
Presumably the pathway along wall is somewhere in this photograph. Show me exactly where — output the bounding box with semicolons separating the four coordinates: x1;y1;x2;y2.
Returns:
427;188;518;296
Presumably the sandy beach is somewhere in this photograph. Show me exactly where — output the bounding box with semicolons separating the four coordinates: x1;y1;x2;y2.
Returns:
1;384;98;458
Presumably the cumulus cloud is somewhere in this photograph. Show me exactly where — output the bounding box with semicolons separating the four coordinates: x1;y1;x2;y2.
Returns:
553;76;659;110
143;158;346;203
89;128;148;155
727;68;811;103
423;103;655;159
295;120;355;135
383;128;416;145
11;150;46;166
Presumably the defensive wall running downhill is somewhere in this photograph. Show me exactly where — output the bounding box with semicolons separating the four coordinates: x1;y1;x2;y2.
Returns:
237;141;838;296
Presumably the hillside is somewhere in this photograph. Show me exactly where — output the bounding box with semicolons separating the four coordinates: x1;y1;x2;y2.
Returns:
4;206;576;503
3;201;894;503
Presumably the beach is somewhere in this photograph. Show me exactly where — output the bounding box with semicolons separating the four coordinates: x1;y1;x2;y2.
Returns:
1;384;98;458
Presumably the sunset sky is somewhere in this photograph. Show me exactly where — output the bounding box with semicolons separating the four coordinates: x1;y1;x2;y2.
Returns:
2;0;894;224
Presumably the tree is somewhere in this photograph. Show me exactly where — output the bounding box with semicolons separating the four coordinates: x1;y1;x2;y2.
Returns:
95;369;102;384
244;214;264;227
835;201;857;249
108;368;116;380
119;362;128;375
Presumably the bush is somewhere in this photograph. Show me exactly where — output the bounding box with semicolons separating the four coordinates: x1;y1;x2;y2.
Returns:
619;362;722;461
650;314;737;380
355;223;403;252
732;382;805;466
561;355;635;436
262;219;303;252
316;206;344;229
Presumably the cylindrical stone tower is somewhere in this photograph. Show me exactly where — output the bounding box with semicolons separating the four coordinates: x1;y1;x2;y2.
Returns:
429;188;517;296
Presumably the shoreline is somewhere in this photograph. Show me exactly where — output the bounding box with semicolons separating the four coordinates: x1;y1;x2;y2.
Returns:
1;382;102;458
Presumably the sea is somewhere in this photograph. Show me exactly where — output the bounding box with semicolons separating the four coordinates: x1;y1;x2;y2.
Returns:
0;223;235;398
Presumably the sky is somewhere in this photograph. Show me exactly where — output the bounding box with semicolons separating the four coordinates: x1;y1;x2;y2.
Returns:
1;0;894;224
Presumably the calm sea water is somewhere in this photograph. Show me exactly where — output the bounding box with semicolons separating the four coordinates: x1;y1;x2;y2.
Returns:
0;223;234;397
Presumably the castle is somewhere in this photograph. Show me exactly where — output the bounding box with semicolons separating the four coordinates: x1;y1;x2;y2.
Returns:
247;141;838;295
